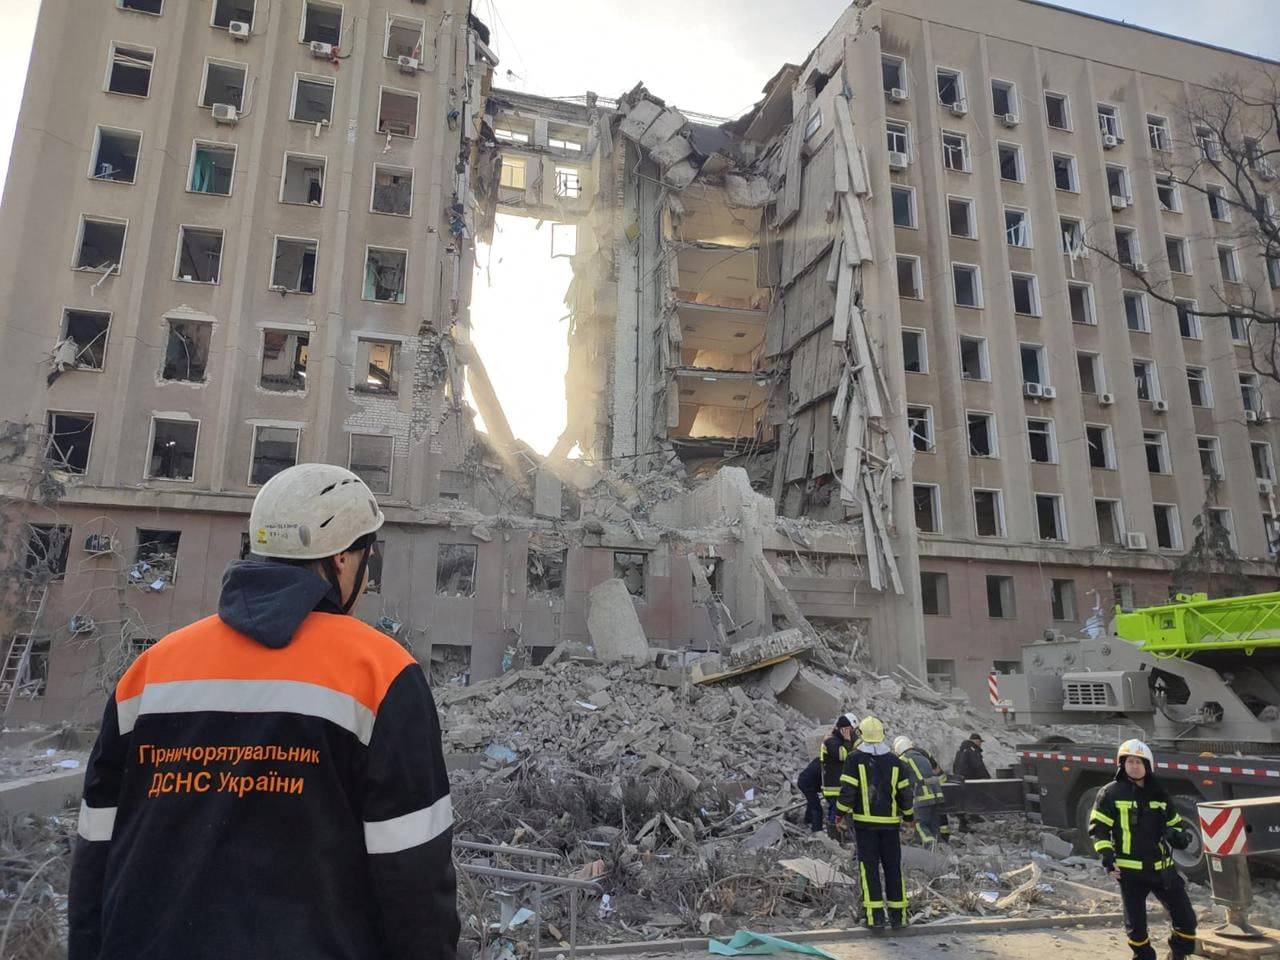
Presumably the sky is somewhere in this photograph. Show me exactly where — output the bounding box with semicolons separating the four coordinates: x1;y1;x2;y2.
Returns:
1;1;1278;454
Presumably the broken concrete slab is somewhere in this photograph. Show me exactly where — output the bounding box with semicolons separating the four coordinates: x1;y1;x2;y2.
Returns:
639;108;688;151
776;667;845;721
533;467;562;519
741;818;784;852
778;857;856;887
650;134;694;168
1041;832;1074;860
586;578;650;665
767;657;800;695
900;843;949;877
619;98;664;142
663;159;701;190
691;628;810;685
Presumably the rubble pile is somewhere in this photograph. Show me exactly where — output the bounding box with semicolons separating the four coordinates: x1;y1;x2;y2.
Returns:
0;808;75;960
439;649;1126;948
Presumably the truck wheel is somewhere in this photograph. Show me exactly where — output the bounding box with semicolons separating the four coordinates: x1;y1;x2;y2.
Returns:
1073;785;1102;854
1170;795;1208;884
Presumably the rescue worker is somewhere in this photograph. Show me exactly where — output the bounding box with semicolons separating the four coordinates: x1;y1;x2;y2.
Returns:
69;464;459;960
1089;739;1197;960
951;732;990;831
835;716;914;931
797;758;824;832
893;736;943;847
820;713;858;824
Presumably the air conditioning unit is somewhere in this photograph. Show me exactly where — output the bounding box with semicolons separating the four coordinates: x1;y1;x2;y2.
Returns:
1258;478;1276;495
888;151;909;171
1153;399;1169;413
1024;382;1044;398
1103;133;1119;149
1041;385;1057;399
1098;392;1116;406
1131;261;1148;275
1111;195;1129;211
1247;410;1261;423
1126;531;1149;550
1001;113;1019;128
212;103;238;124
887;87;908;103
84;534;115;554
949;99;969;117
397;55;419;74
228;20;251;39
310;40;334;58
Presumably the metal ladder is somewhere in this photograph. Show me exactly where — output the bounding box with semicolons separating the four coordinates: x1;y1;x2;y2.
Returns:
2;580;49;715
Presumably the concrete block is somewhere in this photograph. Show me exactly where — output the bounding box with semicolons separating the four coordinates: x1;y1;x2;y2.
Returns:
639;108;688;151
767;657;800;695
0;768;83;818
534;468;562;519
900;843;949;877
1041;832;1074;860
777;667;845;721
620;99;663;142
663;159;701;190
742;818;784;852
587;579;650;665
650;135;694;169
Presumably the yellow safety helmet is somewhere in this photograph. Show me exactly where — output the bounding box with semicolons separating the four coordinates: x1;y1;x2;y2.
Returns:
1117;738;1154;765
859;715;885;744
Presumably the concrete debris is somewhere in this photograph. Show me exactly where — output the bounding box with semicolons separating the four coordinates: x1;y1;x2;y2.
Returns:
1040;832;1074;860
777;858;856;888
586;579;650;665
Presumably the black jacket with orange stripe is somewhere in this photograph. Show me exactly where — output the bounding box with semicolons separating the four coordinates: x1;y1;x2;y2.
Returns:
69;561;459;960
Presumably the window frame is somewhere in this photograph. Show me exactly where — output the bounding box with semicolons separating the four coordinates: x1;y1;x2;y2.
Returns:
952;261;983;309
362;245;409;304
1035;492;1067;542
348;432;394;495
1085;423;1116;470
1176;298;1201;340
1133;358;1160;402
377;85;420;139
913;483;942;534
886;119;911;157
1004;205;1032;248
117;0;164;15
1097;102;1123;140
289;72;337;125
187;139;238;197
89;125;143;185
248;424;301;487
1143;429;1170;474
901;327;928;374
1166;235;1190;275
941;130;970;173
881;54;908;98
45;410;96;475
1197;435;1224;480
1218;244;1241;284
197;56;250;111
966;409;999;459
370;162;414;217
986;575;1017;619
906;404;935;453
935;66;966;109
1052;152;1079;193
891;184;917;229
1027;417;1058;465
947;195;977;239
1067;281;1095;326
1011;272;1040;317
1252;441;1276;481
211;0;256;30
172;224;225;285
896;255;923;300
1045;91;1071;131
1187;365;1213;408
383;12;426;60
1156;175;1182;214
299;0;344;45
1207;184;1231;223
144;416;200;483
1153;503;1182;550
1095;498;1125;545
1123;290;1150;333
997;141;1024;183
1147;114;1172;152
973;488;1007;538
1020;342;1048;387
72;215;129;274
269;235;319;295
959;335;990;381
104;41;156;99
991;78;1017;120
60;308;112;371
1078;351;1104;395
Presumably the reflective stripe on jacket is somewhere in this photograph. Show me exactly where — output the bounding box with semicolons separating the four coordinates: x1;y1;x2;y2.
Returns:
835;749;915;826
820;736;850;797
900;748;943;806
1088;776;1183;873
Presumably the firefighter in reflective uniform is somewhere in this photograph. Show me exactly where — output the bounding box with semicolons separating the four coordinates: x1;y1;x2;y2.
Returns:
893;736;943;847
835;716;914;931
1088;739;1197;960
819;713;858;825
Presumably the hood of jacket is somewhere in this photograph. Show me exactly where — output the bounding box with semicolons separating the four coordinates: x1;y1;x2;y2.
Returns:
217;560;337;649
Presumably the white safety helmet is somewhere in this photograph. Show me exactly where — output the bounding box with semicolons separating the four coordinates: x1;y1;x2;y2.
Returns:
842;712;859;729
1117;738;1154;766
892;735;913;755
248;463;384;561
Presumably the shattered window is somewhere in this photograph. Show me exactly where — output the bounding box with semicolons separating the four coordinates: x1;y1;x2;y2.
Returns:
987;575;1015;618
1198;436;1222;479
896;256;921;299
1052;154;1076;191
107;43;153;97
175;227;223;283
1077;353;1100;395
1027;419;1054;463
974;490;1003;537
527;546;567;598
936;69;963;107
281;153;326;204
907;405;933;452
920;573;949;616
1106;164;1129;199
212;0;255;28
291;76;335;125
1115;227;1138;265
75;217;126;273
941;132;968;172
1045;92;1070;130
429;644;471;686
1252;441;1275;481
45;411;94;474
913;485;940;534
436;544;477;597
881;55;906;95
1086;425;1113;469
378;88;419;137
372;164;413;215
902;329;926;372
162;319;212;382
190;142;235;195
952;263;981;308
1218;245;1240;283
1068;282;1092;325
1124;291;1148;332
1148;115;1171;152
147;418;199;481
555;166;582;199
959;336;987;380
271;237;318;293
967;412;996;457
613;551;647;597
385;15;425;59
1005;208;1030;247
200;60;247;111
991;80;1015;118
1156;176;1180;213
1154;504;1180;550
1177;299;1200;339
365;540;384;594
92;127;140;183
3;636;49;698
349;434;393;494
1096;500;1122;545
249;426;299;486
1165;236;1188;274
1144;430;1168;473
135;530;181;584
355;339;398;394
260;330;309;391
1134;361;1156;402
25;525;71;581
998;143;1022;181
363;248;407;303
1012;273;1038;315
891;186;915;227
301;0;342;44
61;309;111;370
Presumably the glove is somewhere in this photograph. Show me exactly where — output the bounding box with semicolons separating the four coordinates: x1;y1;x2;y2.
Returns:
1101;852;1116;875
1166;828;1193;851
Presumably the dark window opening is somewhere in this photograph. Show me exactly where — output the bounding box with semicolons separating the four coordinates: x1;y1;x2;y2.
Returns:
108;45;153;96
363;249;407;303
1036;495;1064;541
967;413;994;457
3;637;49;698
135;529;181;582
436;543;478;597
365;540;384;594
292;78;334;124
356;339;398;394
974;490;1002;537
528;547;567;598
272;237;317;293
120;0;163;12
960;337;985;379
998;143;1020;181
260;330;309;391
26;524;71;581
250;426;299;486
386;17;425;59
212;0;254;28
349;434;392;494
1096;501;1121;545
1045;93;1069;129
75;218;125;272
902;330;923;373
1087;426;1110;469
45;412;93;474
176;227;223;283
302;1;342;45
920;571;949;616
162;319;212;382
378;89;419;137
913;485;939;533
201;61;247;110
429;644;471;687
282;154;326;204
987;575;1015;618
148;419;198;480
613;551;647;597
92;128;140;183
61;310;110;370
373;166;413;215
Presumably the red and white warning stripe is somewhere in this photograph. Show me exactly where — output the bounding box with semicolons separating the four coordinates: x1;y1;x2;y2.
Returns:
1199;805;1248;856
988;673;1000;706
1018;750;1280;781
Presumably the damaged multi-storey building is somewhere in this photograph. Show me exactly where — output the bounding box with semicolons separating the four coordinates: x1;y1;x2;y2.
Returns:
2;0;1280;719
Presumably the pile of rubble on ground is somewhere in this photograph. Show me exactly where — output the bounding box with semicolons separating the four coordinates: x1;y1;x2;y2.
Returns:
440;626;1145;954
0;806;75;960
